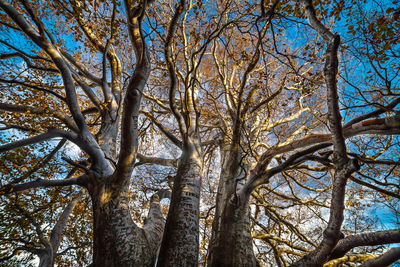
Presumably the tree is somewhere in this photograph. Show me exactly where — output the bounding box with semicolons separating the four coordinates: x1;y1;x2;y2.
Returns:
0;0;168;265
1;0;400;266
0;192;84;266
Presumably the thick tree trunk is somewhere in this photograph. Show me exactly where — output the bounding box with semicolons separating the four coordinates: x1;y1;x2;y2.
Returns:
207;144;258;266
157;145;202;266
38;249;53;267
209;193;258;267
90;180;164;267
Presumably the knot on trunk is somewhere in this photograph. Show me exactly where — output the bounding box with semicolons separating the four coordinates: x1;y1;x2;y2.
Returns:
151;189;171;202
345;158;360;177
229;192;240;209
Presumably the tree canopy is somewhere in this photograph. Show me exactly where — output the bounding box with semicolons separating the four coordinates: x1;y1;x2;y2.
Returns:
0;0;399;266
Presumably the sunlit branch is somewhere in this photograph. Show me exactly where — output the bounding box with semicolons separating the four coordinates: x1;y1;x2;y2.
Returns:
136;153;179;168
115;0;150;177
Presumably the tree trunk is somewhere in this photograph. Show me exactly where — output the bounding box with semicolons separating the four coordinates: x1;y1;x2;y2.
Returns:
210;193;258;267
157;144;202;266
90;180;164;267
38;249;53;267
207;143;258;267
96;114;120;161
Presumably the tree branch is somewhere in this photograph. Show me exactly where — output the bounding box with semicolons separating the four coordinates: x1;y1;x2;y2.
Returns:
291;1;359;266
359;247;400;267
330;229;400;260
0;102;78;131
0;129;71;153
136;153;179;168
0;0;89;133
115;0;150;177
0;174;88;194
50;192;83;252
165;0;186;136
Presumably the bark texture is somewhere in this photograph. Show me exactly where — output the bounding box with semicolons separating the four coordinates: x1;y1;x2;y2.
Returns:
208;143;259;266
157;145;202;266
90;180;166;267
330;229;400;260
209;192;258;267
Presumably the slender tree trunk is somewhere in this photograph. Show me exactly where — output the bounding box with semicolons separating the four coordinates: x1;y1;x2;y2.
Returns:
157;143;203;266
208;143;258;266
90;179;164;267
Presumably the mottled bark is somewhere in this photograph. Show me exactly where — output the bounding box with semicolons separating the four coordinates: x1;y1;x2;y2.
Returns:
209;191;258;267
208;143;258;266
96;113;120;161
157;144;202;266
38;249;53;267
90;179;166;267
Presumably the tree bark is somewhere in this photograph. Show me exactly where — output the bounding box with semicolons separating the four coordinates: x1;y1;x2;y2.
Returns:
157;143;203;266
208;143;259;266
90;179;165;267
209;192;258;267
360;247;400;267
38;248;53;267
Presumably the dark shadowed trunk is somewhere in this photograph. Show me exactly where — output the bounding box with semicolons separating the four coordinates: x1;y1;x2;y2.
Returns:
208;142;258;267
209;191;258;267
38;248;53;267
90;178;166;267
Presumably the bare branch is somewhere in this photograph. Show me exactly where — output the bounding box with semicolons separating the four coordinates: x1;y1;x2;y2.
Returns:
0;78;66;102
164;0;186;136
0;102;78;131
136;153;179;168
359;247;400;267
0;128;72;153
50;192;83;251
291;1;359;266
0;174;88;194
330;229;400;260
